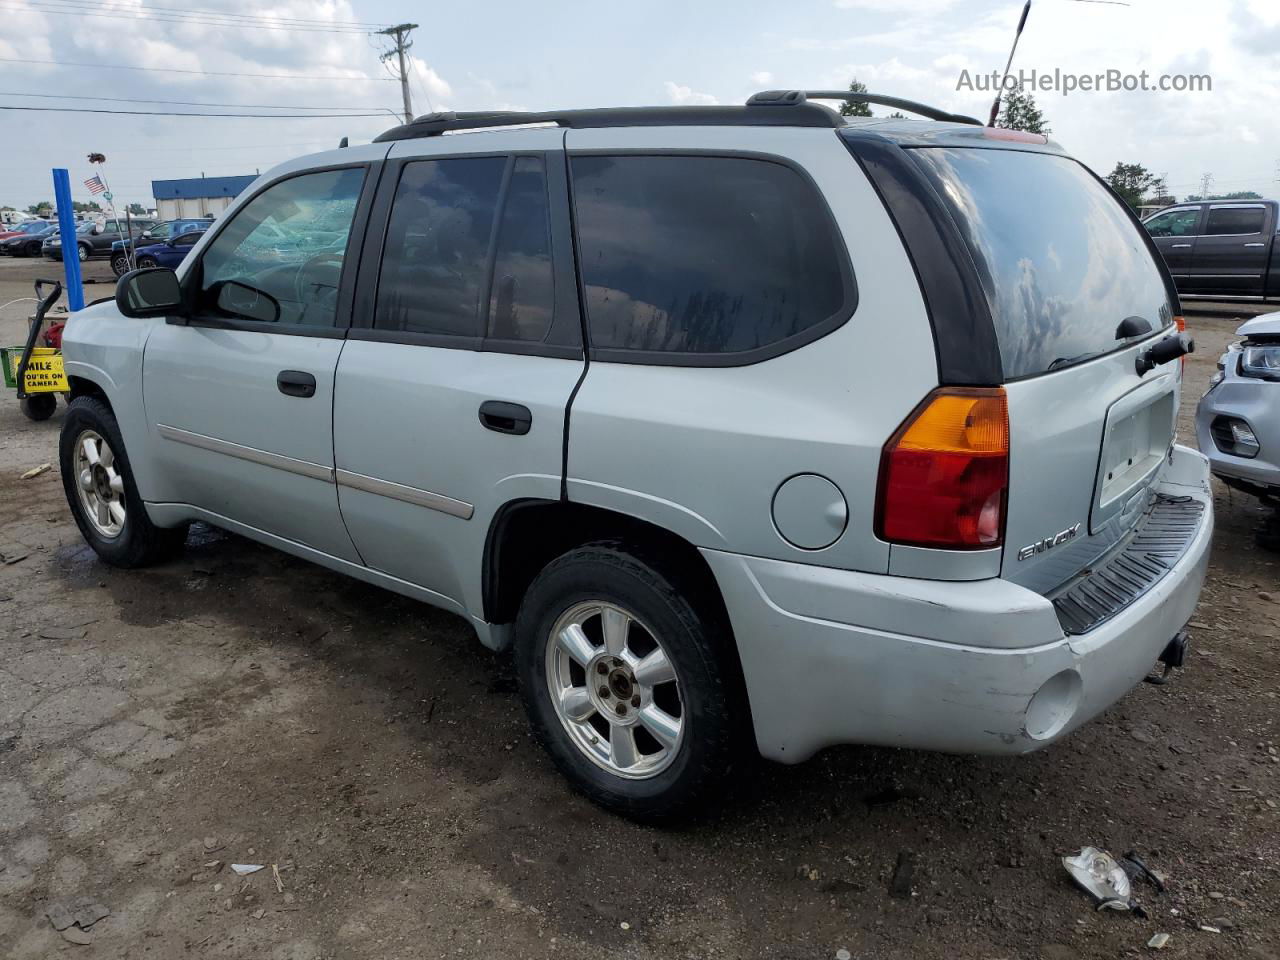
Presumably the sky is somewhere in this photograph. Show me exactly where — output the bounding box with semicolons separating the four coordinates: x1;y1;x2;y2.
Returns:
0;0;1277;212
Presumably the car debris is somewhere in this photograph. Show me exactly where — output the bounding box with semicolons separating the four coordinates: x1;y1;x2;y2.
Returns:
1148;933;1171;949
1062;847;1166;917
231;863;265;876
20;463;51;480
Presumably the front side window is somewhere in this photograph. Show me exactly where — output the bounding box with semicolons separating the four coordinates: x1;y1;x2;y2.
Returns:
1204;207;1266;236
1144;209;1199;237
570;155;850;359
375;157;506;337
197;167;365;327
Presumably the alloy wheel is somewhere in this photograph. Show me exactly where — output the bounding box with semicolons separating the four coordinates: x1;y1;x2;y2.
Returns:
73;429;126;538
544;601;685;779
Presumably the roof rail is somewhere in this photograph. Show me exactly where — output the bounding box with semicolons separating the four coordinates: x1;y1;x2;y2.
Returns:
373;103;846;142
748;90;983;126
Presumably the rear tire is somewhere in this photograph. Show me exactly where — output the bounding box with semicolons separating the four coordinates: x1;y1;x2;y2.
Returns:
20;394;57;421
77;243;89;262
59;396;187;567
514;542;741;822
111;255;130;277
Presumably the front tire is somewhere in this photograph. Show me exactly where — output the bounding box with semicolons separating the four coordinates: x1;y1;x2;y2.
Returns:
111;255;130;277
514;542;741;821
59;396;187;567
137;255;158;269
77;243;89;262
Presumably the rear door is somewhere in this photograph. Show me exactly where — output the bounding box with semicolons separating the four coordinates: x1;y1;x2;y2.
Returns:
1143;206;1202;291
909;147;1180;593
332;128;584;614
1190;203;1273;298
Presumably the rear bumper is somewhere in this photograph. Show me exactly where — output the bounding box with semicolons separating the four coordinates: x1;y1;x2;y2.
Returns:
704;444;1213;763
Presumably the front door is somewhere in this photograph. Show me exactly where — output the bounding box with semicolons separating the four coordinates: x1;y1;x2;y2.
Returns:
1143;205;1202;292
143;162;378;561
333;129;585;615
1189;203;1273;298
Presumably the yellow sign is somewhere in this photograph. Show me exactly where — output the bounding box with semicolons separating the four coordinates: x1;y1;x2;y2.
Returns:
20;348;67;394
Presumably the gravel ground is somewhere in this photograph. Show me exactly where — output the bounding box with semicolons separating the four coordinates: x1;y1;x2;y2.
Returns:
1;256;1278;960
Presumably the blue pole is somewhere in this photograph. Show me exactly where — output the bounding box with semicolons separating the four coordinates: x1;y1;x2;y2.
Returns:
51;168;84;311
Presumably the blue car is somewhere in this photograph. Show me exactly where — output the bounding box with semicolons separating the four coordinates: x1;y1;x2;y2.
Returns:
133;229;206;270
111;218;212;275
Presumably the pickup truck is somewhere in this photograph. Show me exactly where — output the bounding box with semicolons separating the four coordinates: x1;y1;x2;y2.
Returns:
1143;199;1280;301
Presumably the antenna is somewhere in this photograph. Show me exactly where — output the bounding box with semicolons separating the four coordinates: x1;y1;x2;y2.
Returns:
988;0;1032;127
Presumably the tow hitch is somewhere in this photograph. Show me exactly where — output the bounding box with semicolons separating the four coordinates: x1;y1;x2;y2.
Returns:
1144;630;1189;686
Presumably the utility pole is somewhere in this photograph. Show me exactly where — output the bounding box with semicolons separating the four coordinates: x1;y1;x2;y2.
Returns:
377;23;419;124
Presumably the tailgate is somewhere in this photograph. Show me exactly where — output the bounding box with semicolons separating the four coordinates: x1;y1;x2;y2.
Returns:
906;146;1180;592
1003;355;1178;592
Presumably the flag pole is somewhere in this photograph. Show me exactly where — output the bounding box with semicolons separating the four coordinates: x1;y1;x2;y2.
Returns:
87;152;129;270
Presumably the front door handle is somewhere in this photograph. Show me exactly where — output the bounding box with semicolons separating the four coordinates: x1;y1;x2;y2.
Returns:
1171;243;1193;249
1245;242;1266;248
478;400;532;435
277;370;316;398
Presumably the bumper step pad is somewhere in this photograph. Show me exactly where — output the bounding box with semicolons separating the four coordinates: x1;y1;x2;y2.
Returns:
1052;495;1206;636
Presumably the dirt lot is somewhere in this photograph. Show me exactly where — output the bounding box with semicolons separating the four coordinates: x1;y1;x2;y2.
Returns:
1;255;1278;960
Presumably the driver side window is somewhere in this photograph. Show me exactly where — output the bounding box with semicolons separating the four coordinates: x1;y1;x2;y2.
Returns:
196;168;365;327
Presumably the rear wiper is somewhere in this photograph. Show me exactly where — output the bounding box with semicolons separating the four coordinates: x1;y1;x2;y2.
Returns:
1047;353;1094;372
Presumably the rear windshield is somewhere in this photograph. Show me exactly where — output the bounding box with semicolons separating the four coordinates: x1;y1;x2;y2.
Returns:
910;148;1173;380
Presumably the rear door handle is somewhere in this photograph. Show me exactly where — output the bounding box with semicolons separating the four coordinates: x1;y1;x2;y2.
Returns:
277;370;316;398
1245;242;1266;248
1171;243;1193;249
478;400;532;435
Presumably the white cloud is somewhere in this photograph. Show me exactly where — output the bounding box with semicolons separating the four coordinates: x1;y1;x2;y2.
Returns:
663;81;718;105
751;71;774;85
834;0;955;11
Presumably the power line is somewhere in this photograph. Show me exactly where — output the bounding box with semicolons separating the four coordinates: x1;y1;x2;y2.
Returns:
26;0;393;28
15;0;386;33
0;56;376;82
0;104;393;118
0;90;394;113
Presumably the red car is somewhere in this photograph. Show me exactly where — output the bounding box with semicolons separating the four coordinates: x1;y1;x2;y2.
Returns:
0;220;51;242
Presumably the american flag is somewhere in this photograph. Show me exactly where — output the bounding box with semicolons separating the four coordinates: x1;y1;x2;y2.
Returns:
84;175;106;195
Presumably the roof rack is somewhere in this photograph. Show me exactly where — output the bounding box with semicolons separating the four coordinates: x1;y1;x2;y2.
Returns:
371;90;981;143
373;103;846;142
748;90;983;126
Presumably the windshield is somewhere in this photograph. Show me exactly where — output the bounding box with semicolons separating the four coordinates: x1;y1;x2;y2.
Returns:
19;222;46;233
910;148;1173;380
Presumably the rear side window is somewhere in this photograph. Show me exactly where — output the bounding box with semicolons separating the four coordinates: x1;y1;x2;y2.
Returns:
570;155;852;361
375;157;506;337
1204;207;1266;236
488;156;555;343
911;148;1173;380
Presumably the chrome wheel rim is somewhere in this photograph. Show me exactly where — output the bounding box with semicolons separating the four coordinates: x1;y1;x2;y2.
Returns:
73;430;126;539
77;245;87;261
545;601;685;780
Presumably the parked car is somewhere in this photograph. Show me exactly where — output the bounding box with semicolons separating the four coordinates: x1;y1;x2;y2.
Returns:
0;219;49;242
45;218;158;261
0;221;56;257
133;230;206;270
1197;311;1280;504
111;218;213;276
1143;200;1280;301
60;92;1212;820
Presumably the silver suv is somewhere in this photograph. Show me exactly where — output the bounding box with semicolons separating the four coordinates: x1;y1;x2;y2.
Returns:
59;91;1213;820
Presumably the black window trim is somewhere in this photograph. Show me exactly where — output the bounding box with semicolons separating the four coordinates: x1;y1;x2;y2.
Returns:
564;147;859;368
177;161;381;341
349;148;584;361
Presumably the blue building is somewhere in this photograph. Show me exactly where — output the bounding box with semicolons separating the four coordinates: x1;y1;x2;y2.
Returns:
152;174;258;219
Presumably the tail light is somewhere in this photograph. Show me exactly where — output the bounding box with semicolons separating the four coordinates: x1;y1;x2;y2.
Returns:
875;387;1009;550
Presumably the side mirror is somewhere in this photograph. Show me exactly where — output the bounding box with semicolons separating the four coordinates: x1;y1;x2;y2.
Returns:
212;280;280;324
116;267;184;319
141;231;152;238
